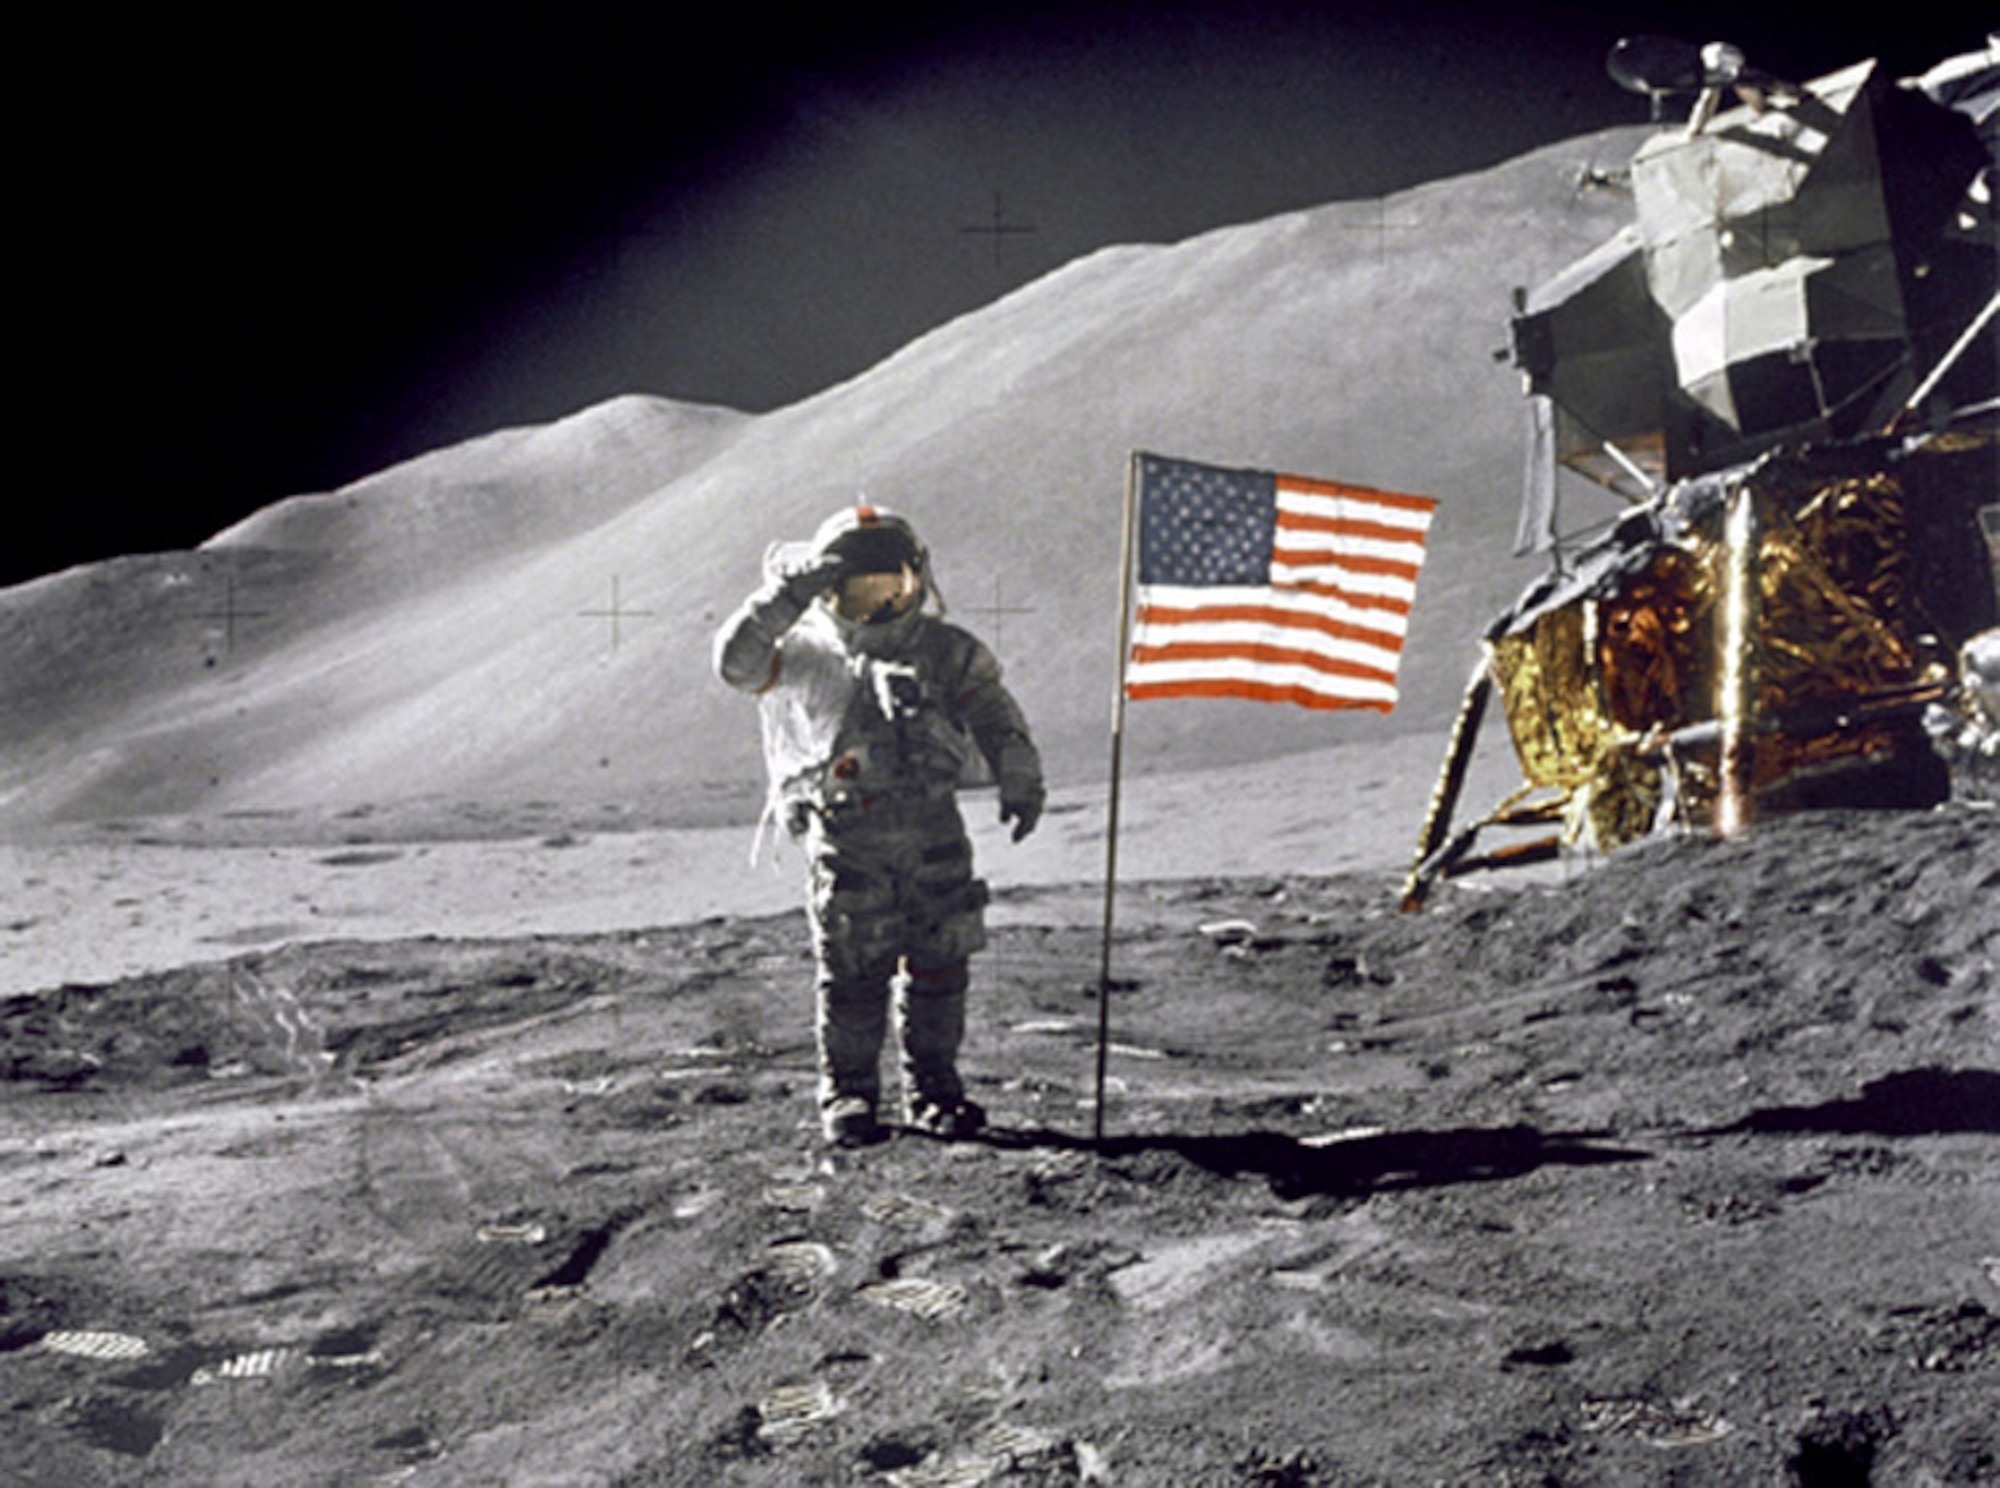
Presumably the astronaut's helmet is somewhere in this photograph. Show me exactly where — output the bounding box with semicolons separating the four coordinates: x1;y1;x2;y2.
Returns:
811;505;928;626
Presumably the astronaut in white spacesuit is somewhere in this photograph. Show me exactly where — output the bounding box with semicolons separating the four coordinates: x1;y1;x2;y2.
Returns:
713;505;1044;1147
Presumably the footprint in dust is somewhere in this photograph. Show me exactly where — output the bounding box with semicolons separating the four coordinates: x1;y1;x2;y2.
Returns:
862;1191;957;1235
857;1276;971;1321
707;1237;839;1344
755;1377;843;1446
26;1318;398;1465
748;1349;876;1451
418;1216;626;1308
875;1420;1067;1485
38;1329;153;1362
761;1162;827;1215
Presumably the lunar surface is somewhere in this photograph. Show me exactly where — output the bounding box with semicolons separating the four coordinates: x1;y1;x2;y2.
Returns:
4;794;1995;1485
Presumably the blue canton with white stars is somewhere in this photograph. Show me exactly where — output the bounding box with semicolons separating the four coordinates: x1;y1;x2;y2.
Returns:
1136;454;1278;587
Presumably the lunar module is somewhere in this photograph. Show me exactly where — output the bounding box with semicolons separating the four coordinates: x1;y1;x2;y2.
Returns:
1403;37;2000;909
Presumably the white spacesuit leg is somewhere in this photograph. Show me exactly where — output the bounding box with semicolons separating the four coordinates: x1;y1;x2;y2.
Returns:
807;835;905;1141
895;808;988;1133
896;958;969;1111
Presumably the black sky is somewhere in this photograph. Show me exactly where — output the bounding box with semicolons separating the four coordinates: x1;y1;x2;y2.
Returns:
13;3;1984;586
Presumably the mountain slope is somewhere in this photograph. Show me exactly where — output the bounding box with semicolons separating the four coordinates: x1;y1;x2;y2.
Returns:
0;127;1649;832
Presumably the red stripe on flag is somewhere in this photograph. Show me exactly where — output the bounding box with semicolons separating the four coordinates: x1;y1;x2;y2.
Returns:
1275;476;1440;514
1274;510;1430;546
1270;548;1426;583
1134;601;1409;652
1139;587;1413;620
1124;677;1398;712
1280;581;1417;614
1129;641;1402;685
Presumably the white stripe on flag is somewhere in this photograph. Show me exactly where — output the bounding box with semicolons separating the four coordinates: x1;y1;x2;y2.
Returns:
1267;560;1427;602
1276;482;1436;532
1134;617;1406;674
1125;655;1404;708
1137;584;1417;636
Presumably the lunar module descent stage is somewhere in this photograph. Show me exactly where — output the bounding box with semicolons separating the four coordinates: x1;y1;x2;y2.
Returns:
1402;38;2000;909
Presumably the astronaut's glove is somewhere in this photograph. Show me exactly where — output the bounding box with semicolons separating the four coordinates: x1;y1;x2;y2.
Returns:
778;550;852;606
999;779;1044;842
872;661;926;722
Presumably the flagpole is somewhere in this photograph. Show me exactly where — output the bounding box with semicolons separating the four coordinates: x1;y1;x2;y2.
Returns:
1094;450;1142;1146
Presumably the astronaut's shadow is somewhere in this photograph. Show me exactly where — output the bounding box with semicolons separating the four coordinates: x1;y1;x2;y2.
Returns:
972;1121;1650;1201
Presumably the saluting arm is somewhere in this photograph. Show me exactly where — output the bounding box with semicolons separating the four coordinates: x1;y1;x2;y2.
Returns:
713;553;847;692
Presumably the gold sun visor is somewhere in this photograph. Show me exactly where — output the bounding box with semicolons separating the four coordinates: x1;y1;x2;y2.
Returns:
833;564;923;625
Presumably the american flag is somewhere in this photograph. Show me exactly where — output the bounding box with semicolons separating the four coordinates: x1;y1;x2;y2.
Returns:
1127;452;1437;712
